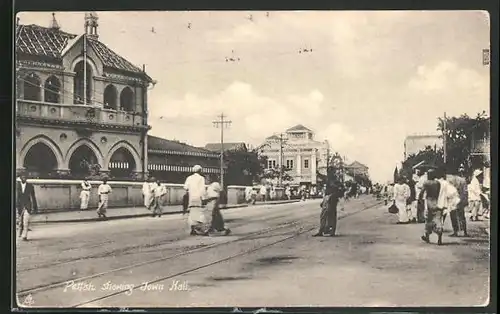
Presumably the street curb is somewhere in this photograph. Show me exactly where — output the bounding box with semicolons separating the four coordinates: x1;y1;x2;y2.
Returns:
31;200;300;224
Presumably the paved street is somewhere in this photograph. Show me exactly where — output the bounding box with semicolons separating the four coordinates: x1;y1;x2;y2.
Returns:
16;196;489;308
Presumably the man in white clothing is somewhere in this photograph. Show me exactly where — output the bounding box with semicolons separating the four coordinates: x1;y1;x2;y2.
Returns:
184;165;209;236
468;169;483;221
152;179;167;218
142;177;155;211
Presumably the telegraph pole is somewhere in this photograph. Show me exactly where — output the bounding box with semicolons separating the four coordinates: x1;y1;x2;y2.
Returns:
443;112;447;164
213;113;232;188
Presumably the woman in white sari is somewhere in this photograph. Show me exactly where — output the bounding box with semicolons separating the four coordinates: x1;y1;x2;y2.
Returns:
142;177;155;211
393;177;411;224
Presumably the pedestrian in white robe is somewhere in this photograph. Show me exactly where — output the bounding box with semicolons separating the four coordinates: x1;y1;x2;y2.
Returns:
393;177;411;223
468;169;483;221
80;178;92;210
97;178;112;218
184;165;209;236
142;177;155;211
151;179;167;217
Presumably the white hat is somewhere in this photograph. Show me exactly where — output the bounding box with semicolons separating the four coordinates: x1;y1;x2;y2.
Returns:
473;169;483;177
192;165;202;173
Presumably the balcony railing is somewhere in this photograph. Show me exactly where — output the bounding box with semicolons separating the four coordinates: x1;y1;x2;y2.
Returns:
16;100;147;128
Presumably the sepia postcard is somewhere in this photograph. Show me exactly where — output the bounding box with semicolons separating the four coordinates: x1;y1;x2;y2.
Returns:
13;10;492;310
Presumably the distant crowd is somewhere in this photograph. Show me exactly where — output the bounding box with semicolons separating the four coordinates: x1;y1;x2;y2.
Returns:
379;165;490;245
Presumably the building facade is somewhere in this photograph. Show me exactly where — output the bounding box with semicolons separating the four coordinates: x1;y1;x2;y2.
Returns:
15;13;154;180
258;125;330;187
404;134;443;159
147;135;220;184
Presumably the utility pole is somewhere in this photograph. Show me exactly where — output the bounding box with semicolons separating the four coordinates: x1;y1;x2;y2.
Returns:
443;112;447;164
213;113;232;188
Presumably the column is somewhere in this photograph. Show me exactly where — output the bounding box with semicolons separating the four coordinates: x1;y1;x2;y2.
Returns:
311;150;317;185
296;150;302;180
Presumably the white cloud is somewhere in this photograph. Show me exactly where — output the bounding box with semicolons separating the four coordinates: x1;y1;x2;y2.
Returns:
317;123;356;152
149;82;330;147
408;61;488;96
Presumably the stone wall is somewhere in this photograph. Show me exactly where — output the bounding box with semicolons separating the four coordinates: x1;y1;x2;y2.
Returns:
19;179;280;212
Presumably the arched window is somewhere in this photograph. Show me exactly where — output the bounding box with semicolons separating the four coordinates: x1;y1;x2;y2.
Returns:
73;61;92;104
109;147;136;179
44;76;61;103
103;84;118;110
120;87;134;112
23;142;58;177
23;73;41;101
69;145;99;178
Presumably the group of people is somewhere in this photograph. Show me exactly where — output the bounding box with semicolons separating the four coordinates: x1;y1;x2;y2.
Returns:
78;177;114;218
182;165;231;236
388;164;490;245
15;174;114;241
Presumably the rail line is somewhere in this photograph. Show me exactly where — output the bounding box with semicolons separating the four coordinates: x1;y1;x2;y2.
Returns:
17;200;382;306
17;201;322;272
71;200;382;308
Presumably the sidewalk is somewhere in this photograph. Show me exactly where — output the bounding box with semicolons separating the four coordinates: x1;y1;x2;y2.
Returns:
30;199;300;224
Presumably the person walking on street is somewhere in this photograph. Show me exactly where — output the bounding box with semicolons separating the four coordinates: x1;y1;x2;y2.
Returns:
142;176;155;211
313;168;344;237
259;184;267;202
393;176;411;224
152;179;167;217
97;178;112;218
16;173;38;241
207;176;231;235
446;165;469;237
468;169;483;221
419;168;449;246
184;165;209;236
79;178;92;210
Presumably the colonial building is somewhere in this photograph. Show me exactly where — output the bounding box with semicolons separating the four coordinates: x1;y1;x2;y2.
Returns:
258;124;330;187
147;135;220;183
15;13;154;180
404;134;443;159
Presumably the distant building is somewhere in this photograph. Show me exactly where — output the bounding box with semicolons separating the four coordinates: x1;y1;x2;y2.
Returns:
204;142;247;152
147;135;220;183
404;134;443;159
258;124;330;187
346;161;369;177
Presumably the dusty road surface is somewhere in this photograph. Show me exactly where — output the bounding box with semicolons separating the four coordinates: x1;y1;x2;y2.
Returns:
15;196;489;308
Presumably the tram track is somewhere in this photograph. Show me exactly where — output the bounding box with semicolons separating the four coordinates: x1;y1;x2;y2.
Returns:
17;202;320;272
17;199;382;307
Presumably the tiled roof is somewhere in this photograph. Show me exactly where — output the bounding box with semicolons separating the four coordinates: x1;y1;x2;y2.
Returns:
16;24;77;59
205;143;247;152
266;135;280;140
16;24;152;81
87;38;145;75
148;135;218;157
286;124;312;132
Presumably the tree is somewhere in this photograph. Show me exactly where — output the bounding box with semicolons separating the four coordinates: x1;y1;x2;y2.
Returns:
438;112;490;175
260;165;293;184
223;148;267;186
401;145;444;178
393;167;399;184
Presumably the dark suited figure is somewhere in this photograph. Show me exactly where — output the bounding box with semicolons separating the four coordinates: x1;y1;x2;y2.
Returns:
182;192;189;215
16;174;38;241
313;169;344;237
419;169;444;245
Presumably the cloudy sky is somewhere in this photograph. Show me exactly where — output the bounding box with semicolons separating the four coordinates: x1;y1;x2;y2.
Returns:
18;11;490;182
